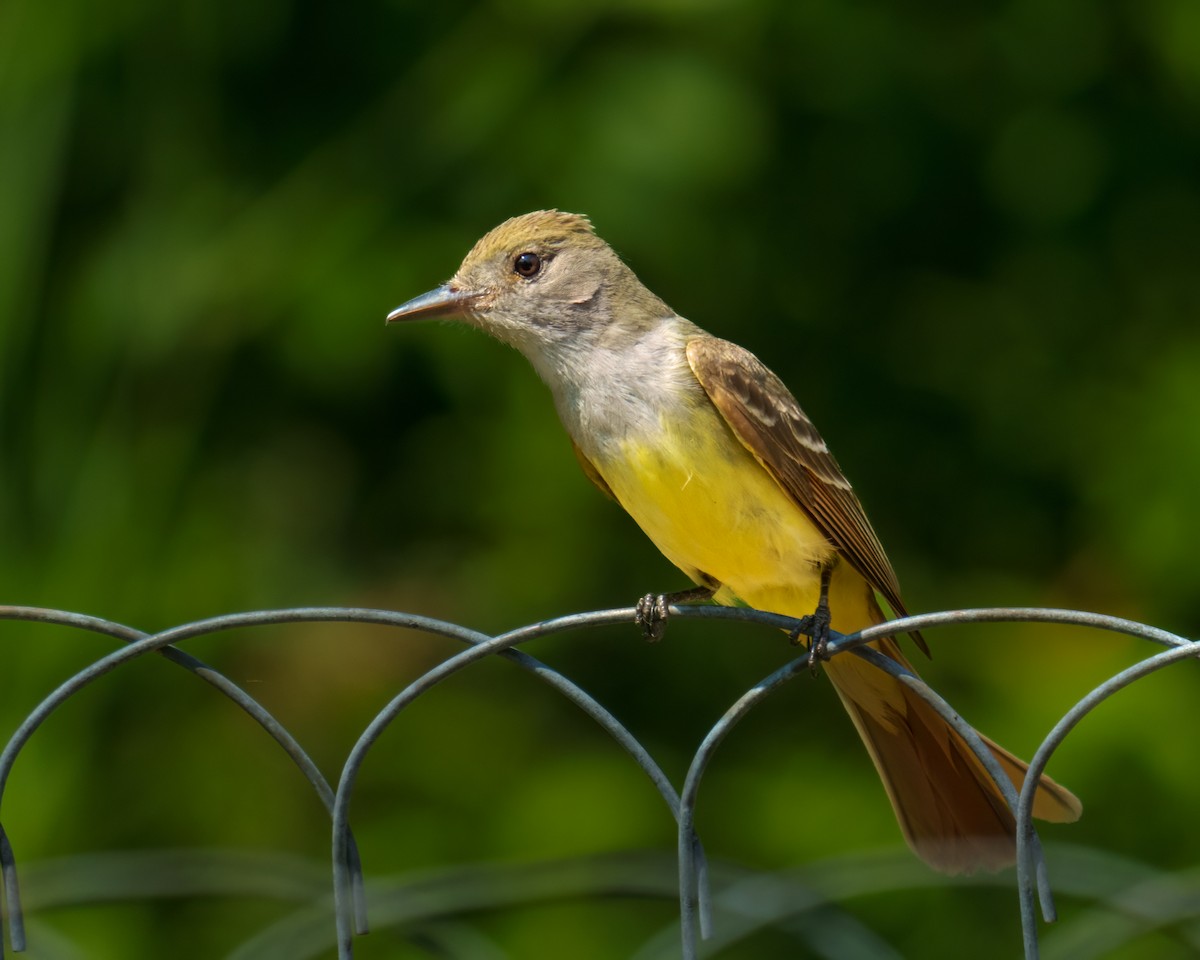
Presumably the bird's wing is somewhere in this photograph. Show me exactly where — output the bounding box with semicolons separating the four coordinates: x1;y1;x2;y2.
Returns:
686;335;927;654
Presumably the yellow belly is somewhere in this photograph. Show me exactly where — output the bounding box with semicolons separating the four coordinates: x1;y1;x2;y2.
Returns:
592;406;875;632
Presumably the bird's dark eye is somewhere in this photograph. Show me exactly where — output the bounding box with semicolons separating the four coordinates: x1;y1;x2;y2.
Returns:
513;252;542;278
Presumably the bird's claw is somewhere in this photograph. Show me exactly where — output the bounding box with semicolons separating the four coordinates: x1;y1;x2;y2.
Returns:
634;585;715;642
789;607;833;675
635;593;670;643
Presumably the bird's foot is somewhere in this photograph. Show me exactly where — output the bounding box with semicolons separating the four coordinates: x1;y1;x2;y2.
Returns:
787;564;834;675
635;594;670;643
634;585;715;643
789;605;833;675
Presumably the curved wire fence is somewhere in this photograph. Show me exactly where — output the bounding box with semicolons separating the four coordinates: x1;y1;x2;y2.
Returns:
0;602;1195;958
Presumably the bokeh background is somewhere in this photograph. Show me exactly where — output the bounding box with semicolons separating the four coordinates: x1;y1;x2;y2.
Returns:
3;0;1199;957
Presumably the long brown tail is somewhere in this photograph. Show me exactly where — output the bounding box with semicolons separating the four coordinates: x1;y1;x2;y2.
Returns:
823;636;1082;874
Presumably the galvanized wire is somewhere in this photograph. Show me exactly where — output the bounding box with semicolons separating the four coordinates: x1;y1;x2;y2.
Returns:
0;607;378;943
0;602;1195;959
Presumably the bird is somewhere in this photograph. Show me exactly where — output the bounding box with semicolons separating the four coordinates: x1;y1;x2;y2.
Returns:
386;209;1081;873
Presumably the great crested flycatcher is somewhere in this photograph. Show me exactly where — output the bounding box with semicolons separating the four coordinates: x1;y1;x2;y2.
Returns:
386;210;1080;873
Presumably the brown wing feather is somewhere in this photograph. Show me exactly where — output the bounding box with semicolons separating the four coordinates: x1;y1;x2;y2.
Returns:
571;438;616;501
686;336;928;654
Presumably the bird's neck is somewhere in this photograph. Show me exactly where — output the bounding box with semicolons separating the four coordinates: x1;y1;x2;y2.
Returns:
529;314;704;457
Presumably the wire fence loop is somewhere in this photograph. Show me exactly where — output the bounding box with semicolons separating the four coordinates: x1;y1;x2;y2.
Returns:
1;602;1194;958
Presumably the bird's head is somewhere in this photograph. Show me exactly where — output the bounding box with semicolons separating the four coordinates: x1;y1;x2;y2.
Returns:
387;211;666;357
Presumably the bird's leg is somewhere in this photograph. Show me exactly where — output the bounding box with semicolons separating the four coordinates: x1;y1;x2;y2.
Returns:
635;585;716;642
788;564;834;673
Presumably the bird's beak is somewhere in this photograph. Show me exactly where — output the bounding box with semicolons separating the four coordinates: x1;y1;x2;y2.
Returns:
386;284;482;324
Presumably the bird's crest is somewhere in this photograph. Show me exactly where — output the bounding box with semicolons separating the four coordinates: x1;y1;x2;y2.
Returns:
462;210;599;266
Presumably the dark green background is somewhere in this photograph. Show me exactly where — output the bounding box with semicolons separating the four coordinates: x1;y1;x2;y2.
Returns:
2;0;1199;956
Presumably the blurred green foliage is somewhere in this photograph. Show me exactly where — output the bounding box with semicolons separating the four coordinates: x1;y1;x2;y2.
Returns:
2;0;1199;956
